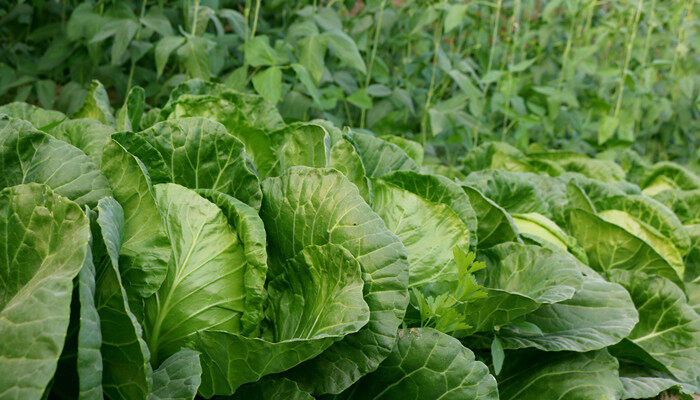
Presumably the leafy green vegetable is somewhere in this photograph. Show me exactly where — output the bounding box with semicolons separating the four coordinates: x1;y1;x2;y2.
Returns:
0;183;89;400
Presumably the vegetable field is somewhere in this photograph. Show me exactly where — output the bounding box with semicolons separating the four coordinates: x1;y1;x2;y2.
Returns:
0;1;698;400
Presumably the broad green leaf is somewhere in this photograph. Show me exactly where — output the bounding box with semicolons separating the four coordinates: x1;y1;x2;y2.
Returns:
512;212;588;263
0;102;65;131
348;131;419;178
93;197;152;400
336;328;498;400
74;81;116;127
594;194;690;253
254;122;331;179
322;30;367;74
462;170;550;216
618;363;696;400
652;189;700;225
143;183;256;364
244;36;283;67
233;377;313;400
194;243;369;396
0;184;89;400
252;66;282;105
609;270;700;384
134;117;262;210
140;7;174;37
299;34;326;84
177;37;212;80
499;276;638;352
148;348;201;400
641;162;700;194
117;86;146;132
100;139;170;297
155;36;185;78
599;209;685;278
196;189;268;331
0;117;112;206
111;19;139;65
498;349;623;400
462;142;532;173
329;137;372;203
460;185;519;248
371;176;469;291
261;167;409;395
381;170;477;247
568;209;683;286
379;135;423;167
48;119;114;164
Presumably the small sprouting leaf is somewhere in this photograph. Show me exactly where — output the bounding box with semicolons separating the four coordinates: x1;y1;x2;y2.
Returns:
491;336;505;375
347;89;372;109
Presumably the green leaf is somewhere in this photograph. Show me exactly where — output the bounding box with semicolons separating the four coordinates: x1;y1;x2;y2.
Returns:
348;131;419;178
299;34;326;83
609;270;700;384
47;119;114;165
618;363;696;400
329;137;372;203
460;185;519;248
0;117;112;206
143;183;263;363
0;183;89;400
233;377;313;400
337;328;498;400
117;86;146;131
99;139;170;297
140;7;174;37
261;167;409;395
76;222;104;400
291;63;321;105
322;30;367;74
347;89;372;109
132;117;262;210
148;348;201;400
74;81;116;127
93;197;152;400
499;275;638;352
491;336;505;375
444;4;468;32
155;36;185;78
196;189;268;331
371;171;474;292
0;101;65;131
458;243;583;334
177;37;212;80
111;19;139;65
379;136;424;167
194;243;369;396
597;115;619;145
252;66;282;105
35;80;56;109
498;349;623;400
568;209;683;287
244;36;282;67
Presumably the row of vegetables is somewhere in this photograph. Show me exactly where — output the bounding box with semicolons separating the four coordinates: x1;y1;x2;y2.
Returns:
0;80;698;400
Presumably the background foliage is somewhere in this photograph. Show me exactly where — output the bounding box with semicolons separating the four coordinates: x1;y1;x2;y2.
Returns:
0;0;698;163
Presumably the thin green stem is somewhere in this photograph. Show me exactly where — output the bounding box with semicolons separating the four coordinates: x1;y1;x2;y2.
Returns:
250;0;262;39
613;0;643;120
421;13;444;147
190;0;200;36
360;0;387;128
